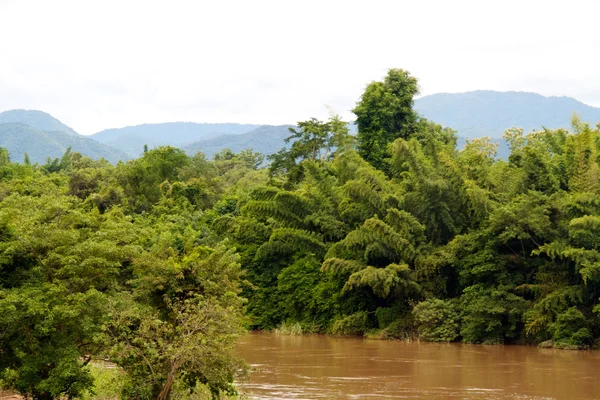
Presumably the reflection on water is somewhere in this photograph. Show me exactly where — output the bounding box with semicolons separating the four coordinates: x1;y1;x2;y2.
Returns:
236;332;600;400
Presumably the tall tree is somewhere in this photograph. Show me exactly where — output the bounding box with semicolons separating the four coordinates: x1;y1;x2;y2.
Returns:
268;114;352;184
353;68;420;171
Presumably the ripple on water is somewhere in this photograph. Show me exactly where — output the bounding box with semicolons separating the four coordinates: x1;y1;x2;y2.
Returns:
236;332;596;400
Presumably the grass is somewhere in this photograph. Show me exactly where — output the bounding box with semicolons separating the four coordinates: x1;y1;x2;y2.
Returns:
274;321;304;335
274;321;322;335
81;362;124;400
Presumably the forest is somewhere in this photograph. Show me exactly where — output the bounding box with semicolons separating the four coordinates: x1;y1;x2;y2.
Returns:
3;69;600;399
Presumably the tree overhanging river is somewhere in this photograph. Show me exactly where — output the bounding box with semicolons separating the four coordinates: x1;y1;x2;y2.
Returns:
236;332;600;400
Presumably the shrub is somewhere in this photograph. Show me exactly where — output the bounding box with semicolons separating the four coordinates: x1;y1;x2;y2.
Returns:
413;299;460;342
459;285;527;344
331;312;370;335
551;307;592;349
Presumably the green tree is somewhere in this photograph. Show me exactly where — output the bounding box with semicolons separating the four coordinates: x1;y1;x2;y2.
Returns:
107;244;246;400
353;68;420;171
268;114;351;184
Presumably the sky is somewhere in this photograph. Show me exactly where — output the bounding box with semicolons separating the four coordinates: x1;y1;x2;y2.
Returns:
1;0;600;135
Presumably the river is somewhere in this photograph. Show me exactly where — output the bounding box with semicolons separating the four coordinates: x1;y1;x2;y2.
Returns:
236;332;600;400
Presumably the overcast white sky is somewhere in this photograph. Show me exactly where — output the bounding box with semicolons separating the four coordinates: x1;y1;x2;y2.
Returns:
1;0;599;134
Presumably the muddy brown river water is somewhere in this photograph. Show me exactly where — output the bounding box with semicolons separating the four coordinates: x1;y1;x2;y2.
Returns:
236;332;600;400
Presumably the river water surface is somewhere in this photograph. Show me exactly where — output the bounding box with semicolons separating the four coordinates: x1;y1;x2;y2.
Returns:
236;332;600;400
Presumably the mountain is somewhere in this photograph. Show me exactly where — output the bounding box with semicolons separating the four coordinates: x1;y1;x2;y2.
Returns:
0;109;130;163
91;122;262;158
0;120;129;164
0;109;79;136
414;90;600;139
4;91;599;164
183;125;293;158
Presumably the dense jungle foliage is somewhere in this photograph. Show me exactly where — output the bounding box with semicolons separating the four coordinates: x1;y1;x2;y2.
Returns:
3;68;600;399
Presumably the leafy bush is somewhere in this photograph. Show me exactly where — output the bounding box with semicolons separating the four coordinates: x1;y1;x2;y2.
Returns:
459;285;528;344
551;307;592;349
331;312;370;336
413;299;460;342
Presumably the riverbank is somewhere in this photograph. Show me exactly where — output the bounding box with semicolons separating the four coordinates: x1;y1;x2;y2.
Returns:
0;392;21;400
270;321;599;350
0;363;121;400
1;363;248;400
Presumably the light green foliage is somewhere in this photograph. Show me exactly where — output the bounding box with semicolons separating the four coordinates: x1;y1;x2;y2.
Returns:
117;146;189;212
413;299;460;342
344;264;417;299
0;186;136;398
331;312;370;336
274;321;306;335
0;147;9;166
0;146;254;399
82;363;126;400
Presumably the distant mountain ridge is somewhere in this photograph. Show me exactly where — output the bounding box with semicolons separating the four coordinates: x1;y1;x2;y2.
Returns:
0;109;80;136
91;122;262;158
3;91;600;163
183;125;294;158
0;122;128;164
414;90;600;139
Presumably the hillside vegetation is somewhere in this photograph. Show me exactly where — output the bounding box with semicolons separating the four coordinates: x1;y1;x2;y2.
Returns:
3;69;600;400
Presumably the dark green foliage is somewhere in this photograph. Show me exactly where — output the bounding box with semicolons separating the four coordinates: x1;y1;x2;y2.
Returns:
353;68;421;171
268;115;352;184
459;285;528;344
551;307;592;349
277;257;339;328
219;99;600;349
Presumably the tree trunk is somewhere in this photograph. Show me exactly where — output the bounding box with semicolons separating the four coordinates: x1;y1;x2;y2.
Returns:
156;360;180;400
